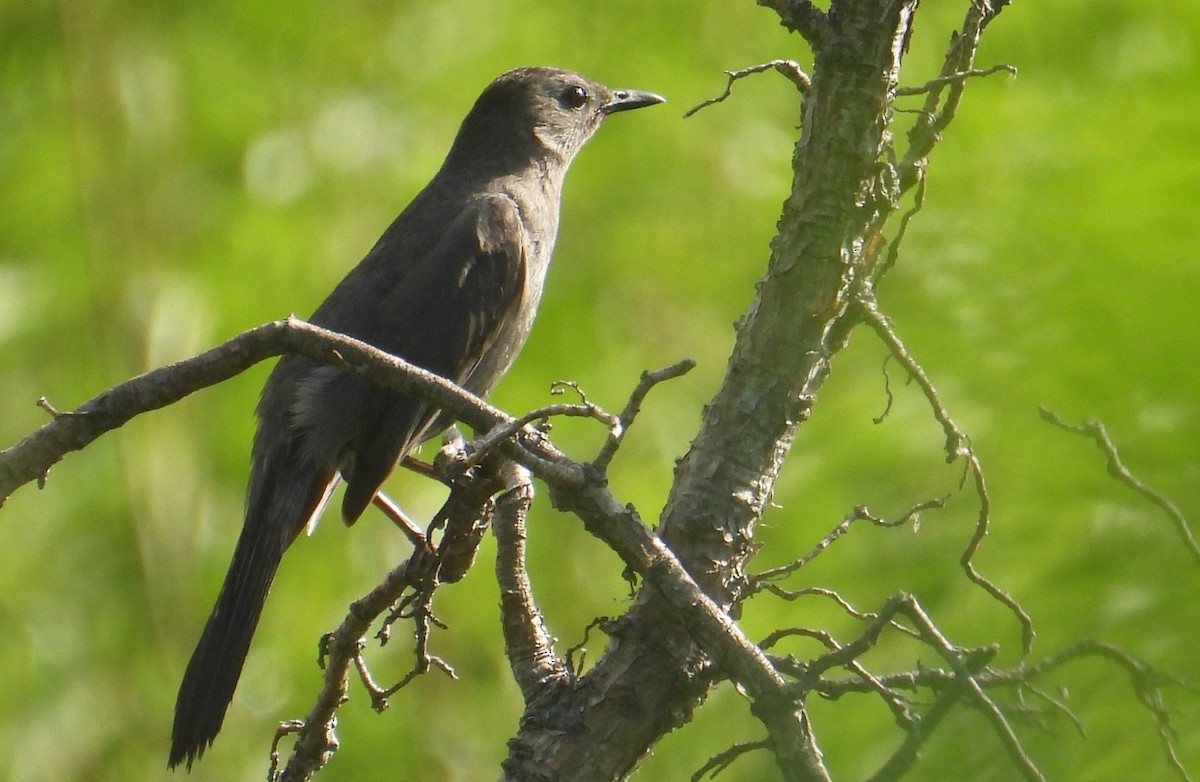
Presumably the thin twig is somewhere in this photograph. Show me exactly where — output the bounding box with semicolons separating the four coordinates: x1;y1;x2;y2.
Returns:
858;296;1035;655
874;172;927;284
908;601;1042;782
1022;683;1087;738
692;739;772;781
565;616;611;676
1039;407;1200;568
759;586;922;642
1023;640;1196;782
593;359;695;472
898;1;1014;193
458;401;605;471
684;60;812;118
873;355;897;424
767;625;919;729
895;63;1017;96
866;683;964;782
752;500;940;586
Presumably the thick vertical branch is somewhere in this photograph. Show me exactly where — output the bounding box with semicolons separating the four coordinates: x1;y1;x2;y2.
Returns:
661;0;918;600
502;1;921;779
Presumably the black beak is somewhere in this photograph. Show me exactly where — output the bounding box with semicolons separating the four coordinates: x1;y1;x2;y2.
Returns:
601;88;666;115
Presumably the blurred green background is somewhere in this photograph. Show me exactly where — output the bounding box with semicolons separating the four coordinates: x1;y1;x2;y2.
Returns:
2;1;1197;780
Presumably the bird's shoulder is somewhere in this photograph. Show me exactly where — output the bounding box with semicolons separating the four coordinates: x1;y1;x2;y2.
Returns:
467;190;527;260
310;189;527;325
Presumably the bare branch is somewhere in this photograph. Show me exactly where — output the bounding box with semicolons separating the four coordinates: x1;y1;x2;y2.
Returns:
494;467;573;700
0;318;525;507
899;0;1015;193
278;557;418;781
873;172;927;285
858;296;1035;655
810;636;1195;782
684;60;812;118
0;311;837;778
692;739;771;781
1039;407;1200;568
1025;641;1197;782
766;625;919;729
752;500;942;587
593;359;695;472
458;400;607;472
277;455;503;779
896;63;1017;96
867;595;1044;780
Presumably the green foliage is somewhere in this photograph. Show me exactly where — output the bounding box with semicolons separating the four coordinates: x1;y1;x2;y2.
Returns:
1;1;1197;780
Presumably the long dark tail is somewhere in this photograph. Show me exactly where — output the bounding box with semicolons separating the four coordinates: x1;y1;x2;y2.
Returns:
169;432;335;770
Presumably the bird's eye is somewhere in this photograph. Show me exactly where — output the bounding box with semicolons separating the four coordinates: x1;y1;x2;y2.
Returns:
562;85;588;110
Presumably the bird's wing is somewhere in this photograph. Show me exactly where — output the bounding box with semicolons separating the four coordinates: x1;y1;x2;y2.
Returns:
335;192;529;523
171;196;529;768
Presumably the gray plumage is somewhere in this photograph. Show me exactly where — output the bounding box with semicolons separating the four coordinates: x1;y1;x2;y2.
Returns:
169;66;663;770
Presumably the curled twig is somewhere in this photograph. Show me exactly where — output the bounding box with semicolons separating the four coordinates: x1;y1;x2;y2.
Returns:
873;354;898;423
549;379;618;424
692;739;772;781
565;616;611;676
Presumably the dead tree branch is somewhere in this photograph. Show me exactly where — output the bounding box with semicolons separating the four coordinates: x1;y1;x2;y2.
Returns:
276;455;504;781
684;60;811;118
0;317;519;507
1040;407;1200;569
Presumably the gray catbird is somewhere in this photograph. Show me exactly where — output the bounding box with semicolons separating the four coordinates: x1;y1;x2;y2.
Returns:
169;66;663;769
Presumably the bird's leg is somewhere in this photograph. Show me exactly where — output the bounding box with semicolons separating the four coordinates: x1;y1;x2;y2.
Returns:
399;454;451;485
371;491;433;553
394;454;471;542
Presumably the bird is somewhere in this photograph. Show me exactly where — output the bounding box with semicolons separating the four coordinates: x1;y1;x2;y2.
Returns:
169;66;664;769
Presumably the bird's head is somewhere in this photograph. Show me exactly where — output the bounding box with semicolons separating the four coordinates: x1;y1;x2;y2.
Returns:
448;66;665;172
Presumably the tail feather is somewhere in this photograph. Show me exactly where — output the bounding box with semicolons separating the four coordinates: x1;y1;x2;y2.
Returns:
169;524;282;769
169;445;334;770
